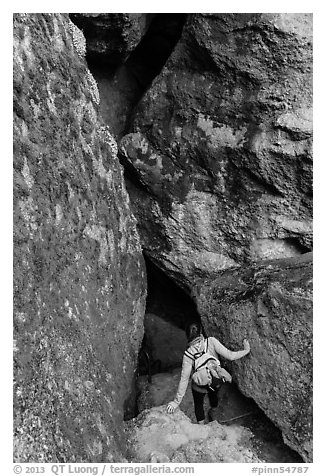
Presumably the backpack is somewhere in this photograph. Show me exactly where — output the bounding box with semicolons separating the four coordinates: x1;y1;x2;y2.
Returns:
185;338;232;389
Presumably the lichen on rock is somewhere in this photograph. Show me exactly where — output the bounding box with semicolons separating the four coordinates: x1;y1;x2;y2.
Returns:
13;13;146;462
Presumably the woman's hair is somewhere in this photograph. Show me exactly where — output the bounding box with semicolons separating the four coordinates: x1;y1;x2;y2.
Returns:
185;321;203;342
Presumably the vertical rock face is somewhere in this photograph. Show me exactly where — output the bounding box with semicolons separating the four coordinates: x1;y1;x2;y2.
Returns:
120;13;313;289
13;14;146;462
195;253;313;462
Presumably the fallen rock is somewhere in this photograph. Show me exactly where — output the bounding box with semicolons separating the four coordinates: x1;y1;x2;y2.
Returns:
120;13;313;289
126;406;262;463
13;14;146;462
195;253;313;462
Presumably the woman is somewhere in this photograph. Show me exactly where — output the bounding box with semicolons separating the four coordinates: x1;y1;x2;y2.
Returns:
166;322;251;424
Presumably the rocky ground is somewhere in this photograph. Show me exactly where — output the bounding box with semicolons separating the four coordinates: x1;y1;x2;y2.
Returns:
127;369;302;463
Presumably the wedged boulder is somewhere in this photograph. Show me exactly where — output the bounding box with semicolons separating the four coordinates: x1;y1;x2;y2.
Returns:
13;14;146;462
143;313;188;370
69;13;150;66
126;406;262;463
195;253;313;462
120;13;313;290
73;14;188;138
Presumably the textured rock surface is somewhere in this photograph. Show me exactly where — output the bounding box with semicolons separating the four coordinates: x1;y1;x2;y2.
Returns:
195;253;313;461
120;13;313;289
69;14;150;66
126;406;261;463
13;13;146;462
73;14;187;138
13;12;313;465
137;370;303;463
143;313;188;370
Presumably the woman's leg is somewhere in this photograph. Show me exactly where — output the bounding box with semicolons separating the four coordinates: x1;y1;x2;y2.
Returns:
207;386;219;408
191;387;206;423
207;382;222;421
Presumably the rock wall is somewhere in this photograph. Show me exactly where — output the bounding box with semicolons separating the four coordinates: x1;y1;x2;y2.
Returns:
119;13;313;289
195;253;313;462
13;14;146;462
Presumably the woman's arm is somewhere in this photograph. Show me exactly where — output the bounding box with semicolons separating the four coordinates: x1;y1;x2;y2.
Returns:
211;337;250;361
166;355;193;413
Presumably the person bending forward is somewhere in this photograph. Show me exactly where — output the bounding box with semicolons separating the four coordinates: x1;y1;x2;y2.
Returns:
166;322;251;424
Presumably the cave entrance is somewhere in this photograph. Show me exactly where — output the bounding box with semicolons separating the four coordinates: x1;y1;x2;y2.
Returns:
131;255;303;463
123;254;200;421
138;254;201;378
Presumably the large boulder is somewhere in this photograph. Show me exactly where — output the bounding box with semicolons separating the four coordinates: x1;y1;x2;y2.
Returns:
13;14;146;462
120;13;313;290
195;253;313;462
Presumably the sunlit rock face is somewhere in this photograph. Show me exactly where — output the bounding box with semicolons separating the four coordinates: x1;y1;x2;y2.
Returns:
120;13;312;290
195;253;313;462
13;13;146;462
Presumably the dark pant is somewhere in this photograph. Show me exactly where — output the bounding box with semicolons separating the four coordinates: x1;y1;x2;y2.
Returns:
191;384;220;422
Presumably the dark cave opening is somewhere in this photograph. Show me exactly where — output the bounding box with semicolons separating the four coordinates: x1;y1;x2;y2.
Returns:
283;237;312;254
143;254;201;331
136;253;202;378
127;255;303;462
124;254;201;421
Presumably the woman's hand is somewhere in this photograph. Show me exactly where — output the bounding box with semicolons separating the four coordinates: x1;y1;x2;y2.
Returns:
166;401;178;413
243;339;250;353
